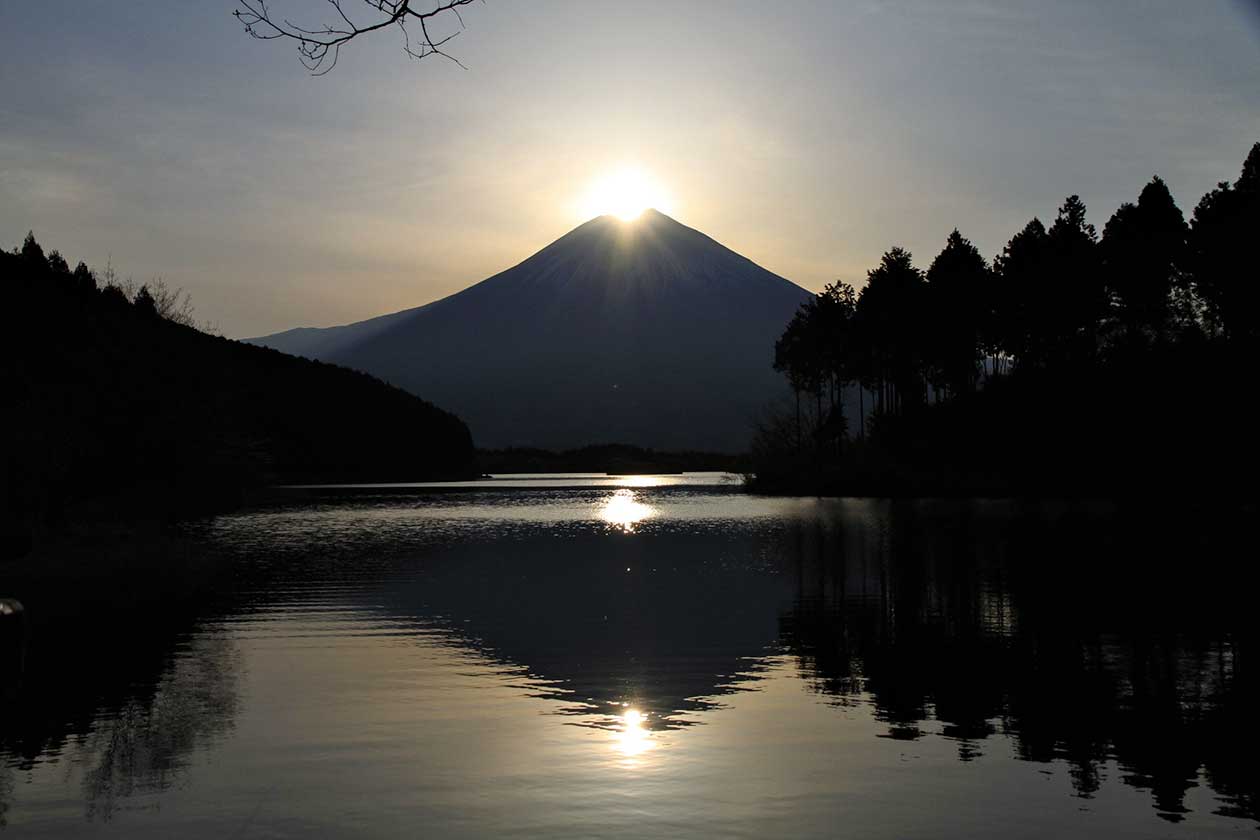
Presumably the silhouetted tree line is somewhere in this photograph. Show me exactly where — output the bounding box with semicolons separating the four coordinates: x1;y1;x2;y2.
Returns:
761;143;1260;494
477;444;745;476
3;236;476;558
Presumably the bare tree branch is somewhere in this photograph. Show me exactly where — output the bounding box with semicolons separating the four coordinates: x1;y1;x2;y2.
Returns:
145;278;200;328
233;0;478;75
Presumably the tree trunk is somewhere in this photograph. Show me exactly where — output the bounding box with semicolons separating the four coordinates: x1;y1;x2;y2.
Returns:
795;389;801;454
859;386;865;440
815;387;823;458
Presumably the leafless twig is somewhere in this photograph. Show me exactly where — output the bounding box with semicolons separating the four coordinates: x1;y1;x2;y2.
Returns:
233;0;479;74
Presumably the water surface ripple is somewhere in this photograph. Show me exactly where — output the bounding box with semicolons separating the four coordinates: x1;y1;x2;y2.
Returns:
1;474;1256;837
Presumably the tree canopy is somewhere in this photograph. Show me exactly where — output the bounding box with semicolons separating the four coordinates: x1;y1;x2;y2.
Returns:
1186;143;1260;343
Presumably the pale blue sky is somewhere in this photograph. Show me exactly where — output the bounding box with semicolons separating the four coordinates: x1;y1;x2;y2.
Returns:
2;1;1258;337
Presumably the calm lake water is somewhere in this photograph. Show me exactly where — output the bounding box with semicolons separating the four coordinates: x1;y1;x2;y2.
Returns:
2;474;1257;837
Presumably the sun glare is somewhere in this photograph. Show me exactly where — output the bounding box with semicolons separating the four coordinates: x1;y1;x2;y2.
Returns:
614;708;653;758
599;488;655;533
580;167;674;221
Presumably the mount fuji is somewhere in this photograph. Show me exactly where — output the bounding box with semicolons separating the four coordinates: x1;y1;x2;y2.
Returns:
249;210;811;452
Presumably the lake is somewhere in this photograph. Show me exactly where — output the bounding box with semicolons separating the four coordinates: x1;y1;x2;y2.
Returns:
2;474;1256;837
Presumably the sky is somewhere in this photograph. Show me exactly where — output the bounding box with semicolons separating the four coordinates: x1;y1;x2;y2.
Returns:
2;1;1258;338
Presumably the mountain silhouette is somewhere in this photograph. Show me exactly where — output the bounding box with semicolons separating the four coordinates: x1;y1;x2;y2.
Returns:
250;210;811;451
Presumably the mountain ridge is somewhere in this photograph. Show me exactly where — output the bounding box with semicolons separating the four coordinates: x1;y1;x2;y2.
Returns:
250;210;811;451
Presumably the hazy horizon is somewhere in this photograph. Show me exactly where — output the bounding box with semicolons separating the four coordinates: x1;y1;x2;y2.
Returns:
3;1;1259;338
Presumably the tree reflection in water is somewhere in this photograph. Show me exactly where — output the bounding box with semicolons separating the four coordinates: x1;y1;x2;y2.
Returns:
0;553;243;826
2;492;1256;830
0;760;11;828
778;500;1259;824
78;633;241;821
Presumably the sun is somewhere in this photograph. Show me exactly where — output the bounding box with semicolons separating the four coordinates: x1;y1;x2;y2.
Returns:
579;167;674;221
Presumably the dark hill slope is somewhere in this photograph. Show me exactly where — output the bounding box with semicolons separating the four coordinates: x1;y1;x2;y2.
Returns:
5;240;474;554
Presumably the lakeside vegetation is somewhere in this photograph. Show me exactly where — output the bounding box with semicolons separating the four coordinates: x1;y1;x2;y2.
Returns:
755;142;1260;495
477;444;744;476
4;239;476;560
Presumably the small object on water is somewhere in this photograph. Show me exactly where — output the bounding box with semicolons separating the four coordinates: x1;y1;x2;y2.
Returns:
1;598;27;696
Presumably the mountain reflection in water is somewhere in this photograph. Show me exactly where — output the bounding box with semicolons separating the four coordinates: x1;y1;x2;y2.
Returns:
1;478;1256;837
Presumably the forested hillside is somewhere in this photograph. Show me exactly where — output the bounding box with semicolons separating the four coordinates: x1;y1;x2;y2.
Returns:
4;238;475;558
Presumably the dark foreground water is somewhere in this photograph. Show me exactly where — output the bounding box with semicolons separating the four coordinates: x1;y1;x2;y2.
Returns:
2;475;1258;837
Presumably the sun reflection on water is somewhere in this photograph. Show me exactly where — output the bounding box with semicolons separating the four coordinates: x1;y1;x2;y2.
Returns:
599;489;656;533
614;475;666;488
614;707;653;758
